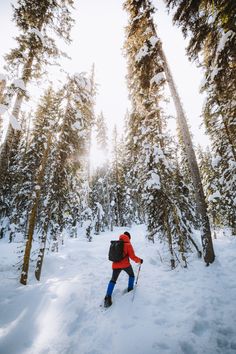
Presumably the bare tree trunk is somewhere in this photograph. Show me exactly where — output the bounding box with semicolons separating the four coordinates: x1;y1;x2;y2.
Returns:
35;217;50;281
0;78;6;102
167;227;175;269
20;134;52;285
159;45;215;265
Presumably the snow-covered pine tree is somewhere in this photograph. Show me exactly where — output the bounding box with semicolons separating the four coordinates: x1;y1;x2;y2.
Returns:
119;111;137;227
20;72;95;284
166;0;236;235
0;112;32;242
116;132;135;228
89;111;110;234
15;87;62;236
96;111;108;153
123;0;198;267
123;111;145;225
85;64;96;184
0;0;74;186
47;73;95;244
159;47;215;264
19;87;63;284
90;175;106;235
20;133;53;285
110;126;123;227
198;146;226;236
0;75;7;141
109;126;131;229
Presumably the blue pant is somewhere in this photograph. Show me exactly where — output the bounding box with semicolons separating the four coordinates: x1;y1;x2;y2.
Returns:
106;266;135;296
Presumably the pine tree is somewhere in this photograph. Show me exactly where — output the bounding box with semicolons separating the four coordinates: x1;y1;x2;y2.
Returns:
19;72;95;284
19;87;63;284
166;0;236;235
125;0;215;264
96;111;108;153
110;126;123;227
198;147;220;232
123;0;198;267
89;111;110;234
0;0;74;186
0;75;7;141
123;111;144;225
120;111;137;226
47;73;95;244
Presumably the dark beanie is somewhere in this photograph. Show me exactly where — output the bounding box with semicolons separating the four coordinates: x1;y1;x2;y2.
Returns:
124;231;131;239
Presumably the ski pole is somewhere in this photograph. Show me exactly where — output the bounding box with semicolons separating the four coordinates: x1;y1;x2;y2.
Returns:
132;263;142;302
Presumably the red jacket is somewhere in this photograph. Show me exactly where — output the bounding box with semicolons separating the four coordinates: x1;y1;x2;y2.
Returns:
112;234;141;269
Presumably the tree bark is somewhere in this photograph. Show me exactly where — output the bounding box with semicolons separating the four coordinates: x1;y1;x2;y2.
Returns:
0;78;6;103
159;44;215;265
20;134;52;285
35;217;49;281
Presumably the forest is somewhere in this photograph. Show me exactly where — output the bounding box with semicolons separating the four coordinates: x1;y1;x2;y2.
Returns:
0;1;235;353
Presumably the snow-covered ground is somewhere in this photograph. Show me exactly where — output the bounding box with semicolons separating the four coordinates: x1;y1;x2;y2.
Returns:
0;225;236;354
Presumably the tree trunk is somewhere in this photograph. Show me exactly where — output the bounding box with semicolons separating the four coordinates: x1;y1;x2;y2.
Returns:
159;44;215;265
20;134;52;285
35;214;50;281
0;78;6;101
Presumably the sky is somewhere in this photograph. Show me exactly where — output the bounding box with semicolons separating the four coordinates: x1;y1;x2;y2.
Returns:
0;0;210;166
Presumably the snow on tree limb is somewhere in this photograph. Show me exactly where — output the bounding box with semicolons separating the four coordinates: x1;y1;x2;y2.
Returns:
8;114;21;130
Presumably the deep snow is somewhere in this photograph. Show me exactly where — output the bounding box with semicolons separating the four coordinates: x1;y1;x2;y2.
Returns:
0;225;236;354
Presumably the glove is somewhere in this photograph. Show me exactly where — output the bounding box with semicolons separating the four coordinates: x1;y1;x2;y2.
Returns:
140;259;143;264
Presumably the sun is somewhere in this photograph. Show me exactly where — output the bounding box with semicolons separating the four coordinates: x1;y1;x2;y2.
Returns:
90;141;108;170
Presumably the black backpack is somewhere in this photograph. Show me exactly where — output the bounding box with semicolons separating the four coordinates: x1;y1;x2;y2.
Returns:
108;240;125;262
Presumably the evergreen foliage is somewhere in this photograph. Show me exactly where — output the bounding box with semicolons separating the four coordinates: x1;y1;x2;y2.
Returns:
0;0;75;187
166;0;236;233
123;0;198;266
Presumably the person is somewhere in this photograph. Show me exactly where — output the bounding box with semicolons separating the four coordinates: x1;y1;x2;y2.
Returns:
104;231;143;308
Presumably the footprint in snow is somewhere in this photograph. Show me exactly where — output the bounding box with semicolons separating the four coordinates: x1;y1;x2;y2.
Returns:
192;320;209;336
179;341;197;354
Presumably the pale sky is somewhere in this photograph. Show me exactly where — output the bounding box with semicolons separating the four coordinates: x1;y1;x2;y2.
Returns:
0;0;209;166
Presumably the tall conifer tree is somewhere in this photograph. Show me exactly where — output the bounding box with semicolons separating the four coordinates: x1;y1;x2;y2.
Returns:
165;0;236;235
0;0;74;186
123;0;199;267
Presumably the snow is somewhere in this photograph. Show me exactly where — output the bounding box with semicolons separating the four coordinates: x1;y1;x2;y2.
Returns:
12;79;26;91
149;35;159;47
29;28;46;46
0;225;236;354
72;121;82;130
216;31;234;55
208;191;221;202
0;73;7;81
145;172;161;190
150;72;165;85
135;35;159;63
135;43;149;62
0;104;8;114
8;114;21;130
74;73;91;92
209;31;234;82
212;156;221;168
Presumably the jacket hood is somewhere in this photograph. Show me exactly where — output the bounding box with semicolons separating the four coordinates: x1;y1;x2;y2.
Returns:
119;234;130;243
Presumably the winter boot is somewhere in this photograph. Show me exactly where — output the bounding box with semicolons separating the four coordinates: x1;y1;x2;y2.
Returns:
127;276;135;292
104;295;112;308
